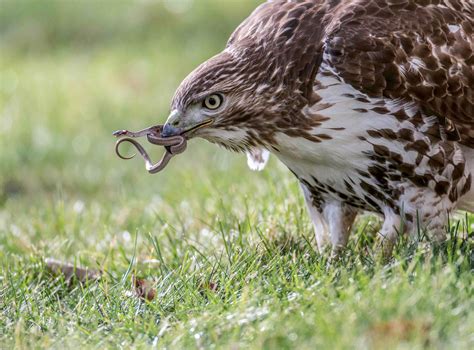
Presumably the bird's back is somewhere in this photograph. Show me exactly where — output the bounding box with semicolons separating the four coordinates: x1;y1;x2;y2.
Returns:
324;0;473;146
230;0;473;146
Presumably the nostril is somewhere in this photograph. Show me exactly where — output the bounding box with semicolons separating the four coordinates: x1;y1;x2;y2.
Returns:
171;120;179;127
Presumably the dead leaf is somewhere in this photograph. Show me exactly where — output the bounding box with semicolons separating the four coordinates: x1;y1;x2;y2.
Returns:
45;258;101;283
205;281;218;292
368;319;431;346
198;280;219;295
132;275;156;301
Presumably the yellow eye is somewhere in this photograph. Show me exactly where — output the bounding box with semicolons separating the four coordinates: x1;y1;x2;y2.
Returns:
203;94;223;110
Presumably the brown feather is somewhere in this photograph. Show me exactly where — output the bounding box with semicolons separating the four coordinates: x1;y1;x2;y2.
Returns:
324;0;473;146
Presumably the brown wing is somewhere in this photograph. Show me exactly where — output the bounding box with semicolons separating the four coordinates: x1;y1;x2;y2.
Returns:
325;0;474;146
227;0;329;105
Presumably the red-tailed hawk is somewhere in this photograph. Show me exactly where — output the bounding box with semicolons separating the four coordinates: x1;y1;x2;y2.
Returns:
140;0;474;256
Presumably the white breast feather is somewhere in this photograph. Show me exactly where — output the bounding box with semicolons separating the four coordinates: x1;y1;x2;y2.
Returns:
246;149;270;171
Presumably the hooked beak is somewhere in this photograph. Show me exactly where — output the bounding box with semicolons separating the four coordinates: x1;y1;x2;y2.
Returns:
161;110;213;138
161;123;183;138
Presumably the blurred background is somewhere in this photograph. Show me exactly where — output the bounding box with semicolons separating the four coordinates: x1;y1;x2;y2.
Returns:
0;0;309;259
1;0;262;199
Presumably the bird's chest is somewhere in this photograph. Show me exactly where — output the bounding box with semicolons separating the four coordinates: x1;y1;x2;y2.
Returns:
270;87;400;211
270;72;470;213
276;150;387;212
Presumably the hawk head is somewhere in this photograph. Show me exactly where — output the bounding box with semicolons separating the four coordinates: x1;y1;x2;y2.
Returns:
161;49;283;152
161;1;327;152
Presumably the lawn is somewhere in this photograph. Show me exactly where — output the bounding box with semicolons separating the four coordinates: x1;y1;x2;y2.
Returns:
0;1;473;349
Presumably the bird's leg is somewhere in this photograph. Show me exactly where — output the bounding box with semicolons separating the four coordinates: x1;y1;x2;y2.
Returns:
399;189;454;251
312;209;331;253
323;202;358;256
301;185;330;252
379;208;406;261
301;185;358;254
410;208;449;247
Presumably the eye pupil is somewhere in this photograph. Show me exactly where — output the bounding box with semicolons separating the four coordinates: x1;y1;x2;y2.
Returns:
204;94;222;110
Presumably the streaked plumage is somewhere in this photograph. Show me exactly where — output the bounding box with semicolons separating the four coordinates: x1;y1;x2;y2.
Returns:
163;0;474;256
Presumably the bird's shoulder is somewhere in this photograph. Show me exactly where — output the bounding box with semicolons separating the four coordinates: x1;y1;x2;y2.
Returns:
228;0;473;145
323;0;474;145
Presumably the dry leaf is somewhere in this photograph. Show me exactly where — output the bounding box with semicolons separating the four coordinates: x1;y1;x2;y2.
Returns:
45;258;101;283
132;275;156;301
198;280;219;295
368;319;431;346
206;281;218;292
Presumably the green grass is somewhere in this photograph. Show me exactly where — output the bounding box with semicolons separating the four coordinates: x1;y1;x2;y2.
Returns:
0;1;473;349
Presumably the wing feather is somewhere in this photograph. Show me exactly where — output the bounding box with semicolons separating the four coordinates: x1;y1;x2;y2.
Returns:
324;0;473;146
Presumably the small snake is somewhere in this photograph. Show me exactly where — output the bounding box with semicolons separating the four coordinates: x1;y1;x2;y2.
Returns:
114;125;187;174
